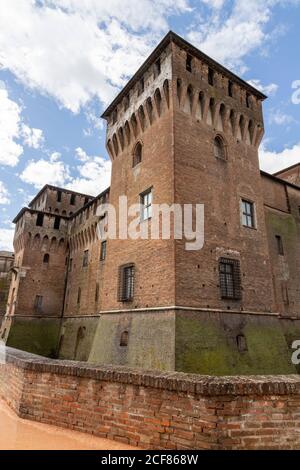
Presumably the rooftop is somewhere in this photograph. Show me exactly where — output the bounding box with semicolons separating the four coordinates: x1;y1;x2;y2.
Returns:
274;162;300;176
101;30;267;119
28;184;94;208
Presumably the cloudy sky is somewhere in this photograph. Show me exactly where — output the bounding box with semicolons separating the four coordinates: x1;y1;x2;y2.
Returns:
1;0;300;251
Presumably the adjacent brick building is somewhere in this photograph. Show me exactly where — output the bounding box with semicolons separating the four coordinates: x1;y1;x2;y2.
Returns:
0;251;14;321
1;31;300;375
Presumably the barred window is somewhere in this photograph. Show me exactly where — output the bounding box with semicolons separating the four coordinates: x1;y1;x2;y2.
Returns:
219;258;242;300
140;188;152;221
241;199;255;228
34;295;43;311
118;264;135;302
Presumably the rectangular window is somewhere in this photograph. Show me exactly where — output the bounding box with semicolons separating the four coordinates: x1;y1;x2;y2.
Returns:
138;78;144;96
154;59;161;78
208;68;214;86
246;93;251;108
140;188;152;221
83;250;89;268
57;190;62;202
241;199;255;228
186;54;193;72
36;213;44;227
54;216;61;230
77;288;81;306
34;295;43;311
219;258;242;300
276;235;284;255
100;241;107;261
119;264;135;302
228;80;233;97
70;193;76;205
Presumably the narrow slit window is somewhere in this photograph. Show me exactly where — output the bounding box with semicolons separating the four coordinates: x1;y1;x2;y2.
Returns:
100;241;107;261
208;68;214;86
83;250;89;267
186;54;193;72
276;235;284;255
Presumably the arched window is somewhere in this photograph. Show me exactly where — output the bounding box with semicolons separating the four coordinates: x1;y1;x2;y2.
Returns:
133;142;142;167
43;253;50;264
120;331;129;347
213;136;226;160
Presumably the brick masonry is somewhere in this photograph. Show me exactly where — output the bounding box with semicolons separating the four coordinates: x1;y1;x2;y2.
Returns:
1;347;300;450
1;31;300;375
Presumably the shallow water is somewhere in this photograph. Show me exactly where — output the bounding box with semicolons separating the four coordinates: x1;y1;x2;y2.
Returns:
0;399;137;450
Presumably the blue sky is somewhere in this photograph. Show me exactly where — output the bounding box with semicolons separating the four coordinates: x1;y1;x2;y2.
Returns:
0;0;300;251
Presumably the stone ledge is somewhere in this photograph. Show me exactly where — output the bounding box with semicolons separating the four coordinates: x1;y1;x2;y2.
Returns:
3;346;300;396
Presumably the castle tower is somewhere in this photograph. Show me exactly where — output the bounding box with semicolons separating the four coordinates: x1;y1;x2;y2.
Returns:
0;186;94;356
90;32;293;374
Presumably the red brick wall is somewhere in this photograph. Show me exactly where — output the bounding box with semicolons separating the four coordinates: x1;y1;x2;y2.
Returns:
1;347;300;450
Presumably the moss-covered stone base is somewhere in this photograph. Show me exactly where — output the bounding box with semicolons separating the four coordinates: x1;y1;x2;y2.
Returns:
1;316;61;358
175;310;298;375
2;310;300;375
87;311;176;370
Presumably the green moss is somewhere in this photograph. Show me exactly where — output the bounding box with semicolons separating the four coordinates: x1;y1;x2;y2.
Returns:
58;318;99;361
175;313;297;376
6;318;61;358
267;212;297;244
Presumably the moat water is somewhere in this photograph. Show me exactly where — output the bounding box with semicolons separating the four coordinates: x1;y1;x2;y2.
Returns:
0;399;136;450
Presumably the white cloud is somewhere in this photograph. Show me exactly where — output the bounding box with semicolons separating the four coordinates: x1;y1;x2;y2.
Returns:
0;0;190;113
247;79;278;96
259;142;300;173
0;82;23;166
20;158;70;189
0;181;10;205
269;109;295;125
21;125;44;150
201;0;225;8
67;148;111;195
0;81;45;166
187;0;300;73
0;228;14;251
18;147;111;196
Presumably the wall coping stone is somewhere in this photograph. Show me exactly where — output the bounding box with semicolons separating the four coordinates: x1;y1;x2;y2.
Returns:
2;346;300;396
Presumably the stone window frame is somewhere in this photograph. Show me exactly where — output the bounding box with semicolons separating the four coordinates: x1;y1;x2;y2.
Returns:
219;257;242;301
213;134;227;161
241;198;256;230
118;263;135;302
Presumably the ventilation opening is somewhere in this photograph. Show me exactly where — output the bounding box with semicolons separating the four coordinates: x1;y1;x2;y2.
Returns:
236;334;248;353
120;331;129;347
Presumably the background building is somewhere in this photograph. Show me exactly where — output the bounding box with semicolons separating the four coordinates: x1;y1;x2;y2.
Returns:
1;32;300;375
0;251;14;322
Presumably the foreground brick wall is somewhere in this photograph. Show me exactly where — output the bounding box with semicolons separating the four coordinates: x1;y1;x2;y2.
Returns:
1;347;300;449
